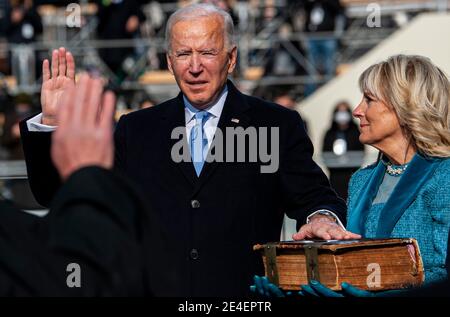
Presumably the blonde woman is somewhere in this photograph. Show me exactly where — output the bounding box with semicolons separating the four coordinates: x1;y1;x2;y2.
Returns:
253;55;450;296
346;54;450;285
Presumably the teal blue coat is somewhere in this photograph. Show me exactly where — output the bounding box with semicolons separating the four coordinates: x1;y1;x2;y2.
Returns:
347;154;450;284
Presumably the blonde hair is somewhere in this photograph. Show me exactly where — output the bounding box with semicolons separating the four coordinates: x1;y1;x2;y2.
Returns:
359;54;450;158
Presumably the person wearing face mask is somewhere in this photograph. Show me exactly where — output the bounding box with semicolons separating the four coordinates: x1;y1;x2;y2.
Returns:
3;0;43;85
322;101;364;200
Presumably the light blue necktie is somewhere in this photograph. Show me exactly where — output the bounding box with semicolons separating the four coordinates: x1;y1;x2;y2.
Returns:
190;111;209;176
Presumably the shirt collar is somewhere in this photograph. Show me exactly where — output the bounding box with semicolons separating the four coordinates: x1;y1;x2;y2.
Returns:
184;84;228;123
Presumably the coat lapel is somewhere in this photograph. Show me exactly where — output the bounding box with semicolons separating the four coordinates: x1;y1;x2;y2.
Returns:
347;153;442;237
376;154;441;237
162;93;197;187
193;80;251;195
347;160;385;235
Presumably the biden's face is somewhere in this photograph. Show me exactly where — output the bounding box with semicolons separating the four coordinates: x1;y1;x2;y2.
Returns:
166;15;237;109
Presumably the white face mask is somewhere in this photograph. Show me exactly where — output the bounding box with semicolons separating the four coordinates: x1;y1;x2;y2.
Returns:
334;111;351;125
21;23;34;39
333;139;347;155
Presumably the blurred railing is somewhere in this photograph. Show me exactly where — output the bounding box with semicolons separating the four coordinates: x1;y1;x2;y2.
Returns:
0;160;27;180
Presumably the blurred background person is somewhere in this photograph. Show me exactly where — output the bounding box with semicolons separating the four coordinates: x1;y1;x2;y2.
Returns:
302;0;345;95
322;100;364;200
0;78;12;160
96;0;146;83
3;0;42;45
5;0;42;44
1;92;35;159
273;87;308;134
261;22;307;79
202;0;238;24
138;95;155;110
1;92;40;209
2;0;42;85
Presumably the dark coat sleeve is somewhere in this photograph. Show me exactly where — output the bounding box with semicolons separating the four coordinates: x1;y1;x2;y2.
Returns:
19;118;62;207
0;167;156;296
113;115;127;175
280;111;347;228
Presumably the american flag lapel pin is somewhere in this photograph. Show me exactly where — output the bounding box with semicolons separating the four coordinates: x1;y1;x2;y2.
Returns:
231;118;240;124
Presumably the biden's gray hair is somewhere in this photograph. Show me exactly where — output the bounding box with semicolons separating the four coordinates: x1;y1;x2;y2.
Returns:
165;3;235;53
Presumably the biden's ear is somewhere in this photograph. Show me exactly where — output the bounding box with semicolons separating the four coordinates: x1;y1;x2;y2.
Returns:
166;53;174;75
227;46;237;74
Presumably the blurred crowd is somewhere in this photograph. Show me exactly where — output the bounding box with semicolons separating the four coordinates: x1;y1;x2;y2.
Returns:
0;0;348;87
0;0;410;206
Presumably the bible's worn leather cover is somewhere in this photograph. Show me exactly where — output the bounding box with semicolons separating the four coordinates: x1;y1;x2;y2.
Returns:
253;238;424;291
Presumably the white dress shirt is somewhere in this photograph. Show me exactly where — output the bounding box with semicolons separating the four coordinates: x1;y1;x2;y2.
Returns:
27;113;57;132
184;85;227;151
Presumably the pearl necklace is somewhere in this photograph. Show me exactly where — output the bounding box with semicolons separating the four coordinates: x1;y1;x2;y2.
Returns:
384;161;408;176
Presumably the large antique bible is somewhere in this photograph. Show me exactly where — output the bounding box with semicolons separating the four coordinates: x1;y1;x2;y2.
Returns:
253;238;424;291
